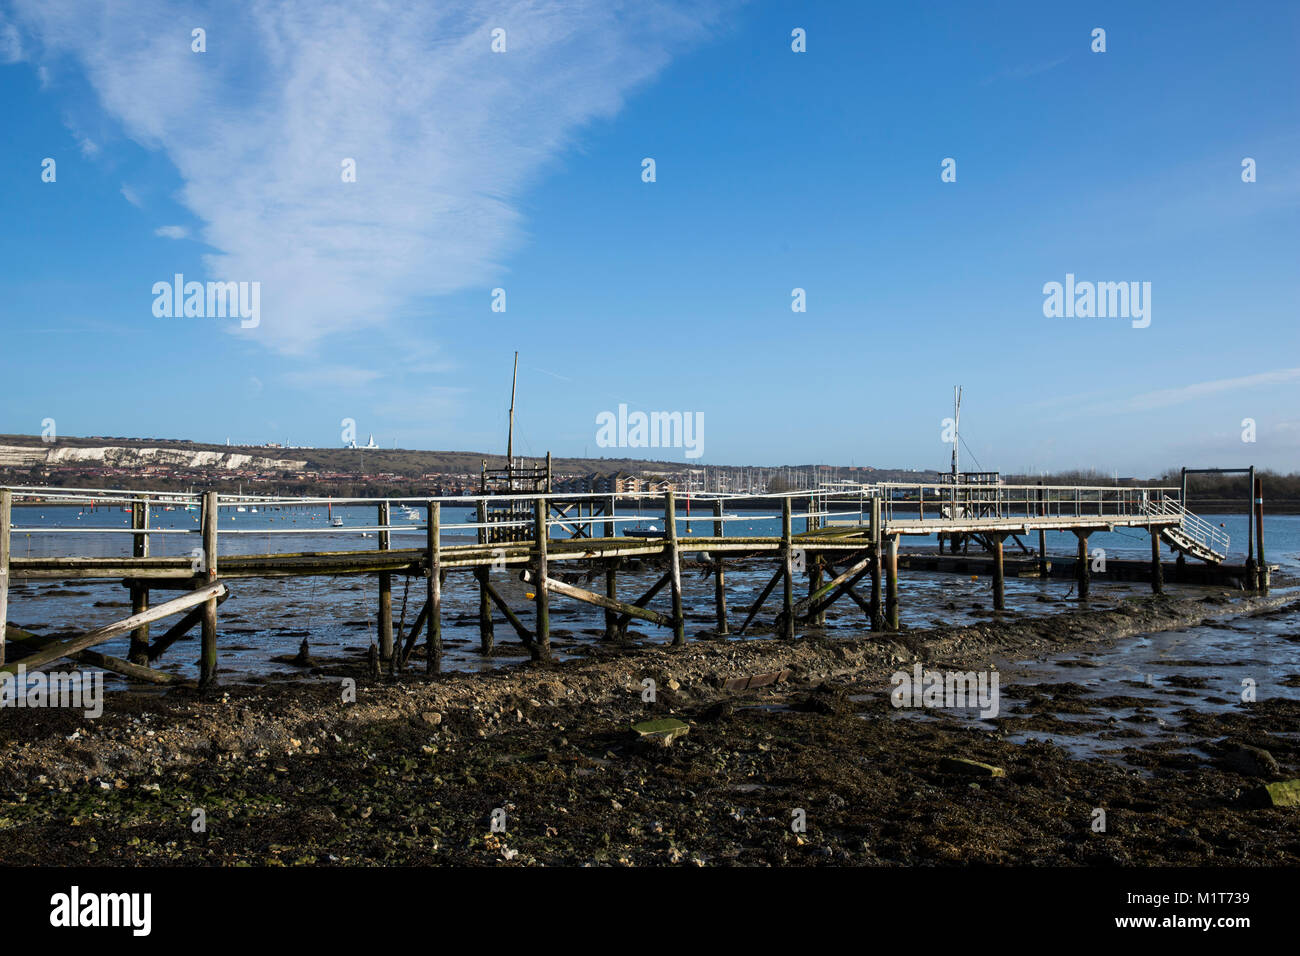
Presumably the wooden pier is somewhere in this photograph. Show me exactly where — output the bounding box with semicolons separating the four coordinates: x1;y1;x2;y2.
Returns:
0;478;1271;687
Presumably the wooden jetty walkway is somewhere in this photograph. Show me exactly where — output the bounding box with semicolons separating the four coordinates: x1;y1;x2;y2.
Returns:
0;478;1272;689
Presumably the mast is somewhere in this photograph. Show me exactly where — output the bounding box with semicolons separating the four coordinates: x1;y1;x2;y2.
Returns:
951;386;962;479
507;351;518;491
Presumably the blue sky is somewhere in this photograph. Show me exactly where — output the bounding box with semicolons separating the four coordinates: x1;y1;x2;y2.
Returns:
1;0;1297;476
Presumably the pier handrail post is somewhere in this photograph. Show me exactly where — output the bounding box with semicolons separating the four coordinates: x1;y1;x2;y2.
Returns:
532;497;551;659
780;497;794;639
476;497;494;655
127;497;151;664
198;490;219;690
378;500;393;663
0;488;10;666
712;499;728;635
426;500;442;674
665;491;685;645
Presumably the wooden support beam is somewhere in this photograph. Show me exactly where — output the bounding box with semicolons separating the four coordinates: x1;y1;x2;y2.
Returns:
793;549;874;620
604;496;618;640
148;586;231;662
808;554;825;627
0;488;9;667
616;571;672;633
712;499;728;635
377;501;393;661
426;500;442;674
1255;475;1267;592
780;497;794;639
665;491;685;645
127;498;150;664
521;570;672;627
476;498;493;654
885;534;899;630
199;490;219;690
870;497;883;631
1150;527;1164;595
531;498;551;661
738;565;784;636
1;583;227;675
1075;531;1090;601
825;565;874;616
6;626;178;684
481;579;534;645
991;533;1006;611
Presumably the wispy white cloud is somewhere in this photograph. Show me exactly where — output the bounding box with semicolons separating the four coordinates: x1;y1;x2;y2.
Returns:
120;184;141;206
10;0;728;355
1121;368;1300;412
282;366;382;390
154;224;188;239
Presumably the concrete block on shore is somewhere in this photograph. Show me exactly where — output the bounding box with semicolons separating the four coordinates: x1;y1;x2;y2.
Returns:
632;717;689;746
1255;779;1300;807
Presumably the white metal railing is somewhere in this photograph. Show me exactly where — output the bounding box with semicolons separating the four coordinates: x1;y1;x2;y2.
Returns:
1143;497;1231;555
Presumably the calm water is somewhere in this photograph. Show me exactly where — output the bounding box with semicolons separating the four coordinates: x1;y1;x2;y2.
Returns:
6;505;1299;691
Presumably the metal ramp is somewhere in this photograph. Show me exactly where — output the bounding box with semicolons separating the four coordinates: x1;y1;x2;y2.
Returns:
1146;499;1229;563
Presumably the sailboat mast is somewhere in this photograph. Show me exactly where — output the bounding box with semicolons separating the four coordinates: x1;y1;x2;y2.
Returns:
951;386;962;479
507;351;518;491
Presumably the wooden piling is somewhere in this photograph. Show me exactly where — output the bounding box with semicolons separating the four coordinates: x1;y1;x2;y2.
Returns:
0;488;9;667
712;499;728;635
1036;482;1048;578
532;498;551;660
426;501;442;674
127;498;151;665
476;498;494;654
1255;475;1267;592
604;495;618;640
377;501;393;662
869;496;883;631
1150;527;1164;595
1075;532;1090;601
991;534;1005;611
885;534;899;630
780;498;795;639
198;490;219;690
665;491;685;645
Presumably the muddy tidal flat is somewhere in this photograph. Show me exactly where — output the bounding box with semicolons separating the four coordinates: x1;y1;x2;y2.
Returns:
2;592;1298;867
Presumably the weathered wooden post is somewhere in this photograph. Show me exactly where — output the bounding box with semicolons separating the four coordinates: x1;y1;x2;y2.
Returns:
426;501;442;674
0;488;10;667
808;496;824;627
1246;466;1256;587
476;498;494;654
603;495;619;640
712;499;728;635
991;534;1006;611
666;491;686;645
884;533;899;630
869;495;883;631
199;490;219;689
1150;527;1164;595
780;497;795;639
532;498;551;660
1075;532;1090;601
1255;475;1267;592
1037;482;1048;579
377;500;393;662
127;498;151;664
